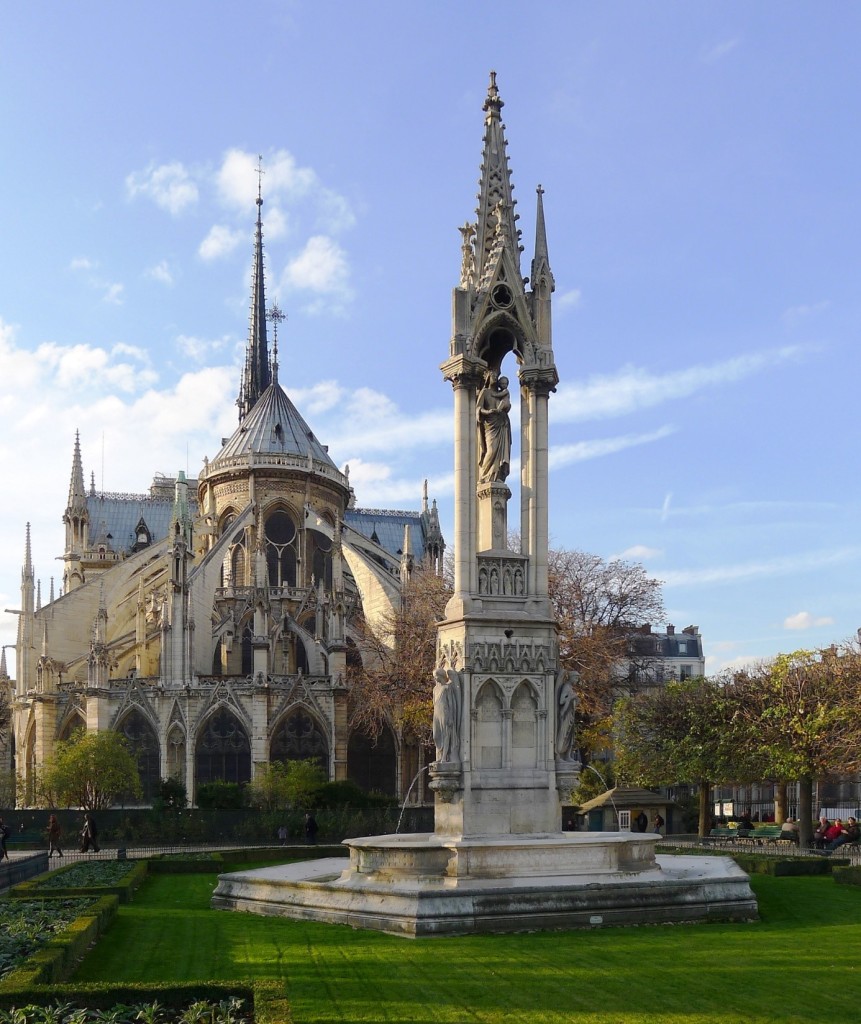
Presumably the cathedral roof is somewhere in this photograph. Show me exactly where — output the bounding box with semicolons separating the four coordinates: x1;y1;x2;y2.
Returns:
214;379;339;469
345;509;424;560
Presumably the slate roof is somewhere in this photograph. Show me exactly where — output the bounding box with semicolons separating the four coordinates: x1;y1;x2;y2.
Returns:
345;509;426;560
214;381;337;469
85;491;199;553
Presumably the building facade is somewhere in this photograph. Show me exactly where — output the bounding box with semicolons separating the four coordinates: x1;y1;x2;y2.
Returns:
4;185;444;807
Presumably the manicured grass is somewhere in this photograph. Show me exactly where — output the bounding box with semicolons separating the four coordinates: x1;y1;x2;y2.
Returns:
73;867;861;1023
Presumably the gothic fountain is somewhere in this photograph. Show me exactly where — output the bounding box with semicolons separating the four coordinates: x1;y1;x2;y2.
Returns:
211;73;757;936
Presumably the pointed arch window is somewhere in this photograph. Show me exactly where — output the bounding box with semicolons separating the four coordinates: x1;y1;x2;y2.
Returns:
264;510;297;587
118;709;160;802
195;707;251;786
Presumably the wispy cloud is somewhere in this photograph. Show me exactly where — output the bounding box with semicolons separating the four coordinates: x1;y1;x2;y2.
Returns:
784;611;835;631
782;300;830;326
702;38;740;64
126;161;199;215
69;259;125;305
557;288;582;310
662;547;861;587
554;346;808;423
618;545;663;561
549;425;675;469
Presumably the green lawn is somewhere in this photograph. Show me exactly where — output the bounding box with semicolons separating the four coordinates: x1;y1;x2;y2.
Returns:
73;865;861;1023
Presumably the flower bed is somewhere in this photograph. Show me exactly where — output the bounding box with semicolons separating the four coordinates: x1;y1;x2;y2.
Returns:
10;862;147;904
0;899;98;984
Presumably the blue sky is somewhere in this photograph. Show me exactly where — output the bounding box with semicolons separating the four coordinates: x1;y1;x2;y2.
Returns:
2;2;860;677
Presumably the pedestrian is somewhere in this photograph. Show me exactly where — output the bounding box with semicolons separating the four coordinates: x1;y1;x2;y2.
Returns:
0;818;9;860
47;814;63;858
277;824;288;846
652;812;665;836
80;813;100;853
304;811;318;845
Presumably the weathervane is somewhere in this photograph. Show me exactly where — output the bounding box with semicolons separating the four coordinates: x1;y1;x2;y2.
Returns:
256;154;265;206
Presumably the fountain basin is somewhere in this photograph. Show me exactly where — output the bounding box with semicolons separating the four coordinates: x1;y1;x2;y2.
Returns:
211;832;757;937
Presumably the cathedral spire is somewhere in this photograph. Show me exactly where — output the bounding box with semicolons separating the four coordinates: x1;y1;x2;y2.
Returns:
67;430;87;511
237;158;271;423
474;71;521;284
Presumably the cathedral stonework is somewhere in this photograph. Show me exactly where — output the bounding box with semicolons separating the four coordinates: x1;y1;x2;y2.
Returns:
5;183;445;808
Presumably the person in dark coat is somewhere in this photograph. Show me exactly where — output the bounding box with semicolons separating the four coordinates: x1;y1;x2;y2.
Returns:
0;818;9;860
47;814;63;858
80;813;100;853
304;812;318;845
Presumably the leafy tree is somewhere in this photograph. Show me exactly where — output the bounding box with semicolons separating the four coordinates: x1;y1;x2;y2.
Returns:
615;678;764;836
549;548;665;760
41;731;142;810
728;647;861;848
347;565;451;744
247;759;327;811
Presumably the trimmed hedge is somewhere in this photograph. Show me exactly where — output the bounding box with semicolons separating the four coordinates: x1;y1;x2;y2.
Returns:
832;864;861;886
10;861;147;904
0;895;119;989
733;854;850;876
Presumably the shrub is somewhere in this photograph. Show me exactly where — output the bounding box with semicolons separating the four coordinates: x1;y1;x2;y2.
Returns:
195;782;246;809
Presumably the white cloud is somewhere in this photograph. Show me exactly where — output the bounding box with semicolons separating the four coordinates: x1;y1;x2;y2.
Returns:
619;545;663;561
782;300;830;326
146;261;174;286
549;425;675;469
344;458;453;506
198;225;245;262
784;611;835;631
68;259;125;305
282;236;353;302
176;334;231;362
288;380;347;416
662;547;861;588
557;288;582;310
126;161;199;215
102;283;124;305
702;38;740;63
554;346;808;423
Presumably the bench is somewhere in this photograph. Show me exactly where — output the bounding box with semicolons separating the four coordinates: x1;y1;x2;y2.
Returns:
750;825;798;845
706;827;752;843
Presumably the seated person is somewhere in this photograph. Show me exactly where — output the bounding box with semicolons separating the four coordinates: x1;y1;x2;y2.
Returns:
827;816;859;852
737;811;754;832
813;816;831;849
823;819;844;847
781;816;799;836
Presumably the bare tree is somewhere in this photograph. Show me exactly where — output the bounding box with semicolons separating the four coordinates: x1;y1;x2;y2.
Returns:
347;565;452;745
548;548;665;759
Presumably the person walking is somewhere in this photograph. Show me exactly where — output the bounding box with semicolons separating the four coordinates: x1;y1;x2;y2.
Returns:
0;818;9;861
47;814;63;858
304;812;318;845
80;813;100;853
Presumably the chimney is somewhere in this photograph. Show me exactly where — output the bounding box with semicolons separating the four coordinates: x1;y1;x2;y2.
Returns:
666;624;675;636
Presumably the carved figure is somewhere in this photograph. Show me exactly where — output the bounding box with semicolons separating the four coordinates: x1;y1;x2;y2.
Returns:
476;372;512;483
555;669;578;762
432;666;462;763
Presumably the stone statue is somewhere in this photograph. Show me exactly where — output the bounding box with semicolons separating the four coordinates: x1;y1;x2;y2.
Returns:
476;371;512;483
432;666;462;763
555;669;578;762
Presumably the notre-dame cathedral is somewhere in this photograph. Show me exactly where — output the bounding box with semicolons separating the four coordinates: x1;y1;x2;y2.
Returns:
3;176;445;807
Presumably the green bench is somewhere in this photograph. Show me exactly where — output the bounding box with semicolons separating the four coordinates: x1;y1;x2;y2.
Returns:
706;827;752;842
